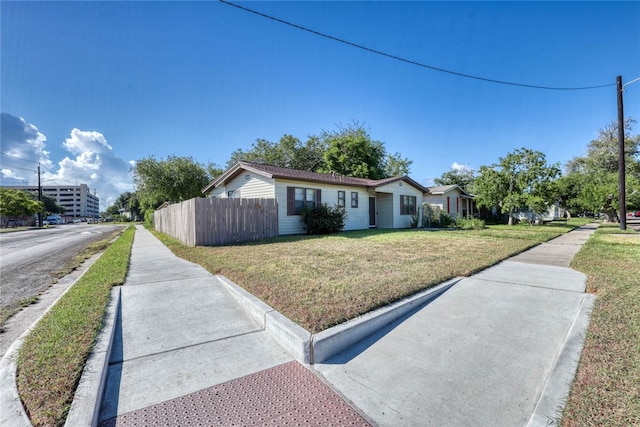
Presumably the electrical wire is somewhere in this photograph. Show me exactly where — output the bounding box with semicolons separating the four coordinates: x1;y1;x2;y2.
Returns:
219;0;616;91
1;151;57;174
0;151;40;163
0;162;36;172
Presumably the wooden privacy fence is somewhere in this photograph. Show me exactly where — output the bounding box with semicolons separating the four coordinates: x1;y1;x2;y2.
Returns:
154;197;278;246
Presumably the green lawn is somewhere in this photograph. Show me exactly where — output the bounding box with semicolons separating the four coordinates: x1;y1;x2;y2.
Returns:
561;224;640;426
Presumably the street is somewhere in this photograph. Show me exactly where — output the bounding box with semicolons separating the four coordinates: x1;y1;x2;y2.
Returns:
0;223;125;309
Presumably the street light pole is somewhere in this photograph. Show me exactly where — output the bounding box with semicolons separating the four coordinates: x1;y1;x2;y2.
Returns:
617;76;626;230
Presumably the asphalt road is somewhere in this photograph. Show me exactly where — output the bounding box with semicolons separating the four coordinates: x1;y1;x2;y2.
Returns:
0;223;125;309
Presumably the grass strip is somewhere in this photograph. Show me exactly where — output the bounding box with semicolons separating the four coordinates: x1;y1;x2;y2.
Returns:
154;218;590;333
50;230;124;281
16;226;134;427
561;224;640;426
1;229;124;329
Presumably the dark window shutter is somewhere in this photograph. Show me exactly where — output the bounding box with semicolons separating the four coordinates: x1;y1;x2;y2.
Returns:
287;187;295;215
315;189;322;207
400;195;405;214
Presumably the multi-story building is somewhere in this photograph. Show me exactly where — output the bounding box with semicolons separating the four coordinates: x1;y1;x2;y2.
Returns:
3;183;100;219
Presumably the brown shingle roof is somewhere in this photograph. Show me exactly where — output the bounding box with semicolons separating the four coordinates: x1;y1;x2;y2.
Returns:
203;161;429;194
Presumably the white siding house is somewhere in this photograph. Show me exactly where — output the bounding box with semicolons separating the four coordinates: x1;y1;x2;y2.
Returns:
203;162;429;235
424;185;474;219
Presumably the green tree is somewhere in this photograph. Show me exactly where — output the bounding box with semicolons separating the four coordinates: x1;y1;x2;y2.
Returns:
384;152;413;177
227;134;327;172
105;191;142;221
228;123;410;179
434;165;476;193
474;148;560;225
558;119;640;220
41;194;65;215
550;172;584;218
133;155;221;218
0;188;43;225
320;123;387;179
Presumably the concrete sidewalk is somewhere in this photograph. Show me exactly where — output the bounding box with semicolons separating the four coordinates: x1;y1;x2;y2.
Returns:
82;223;597;426
95;226;370;426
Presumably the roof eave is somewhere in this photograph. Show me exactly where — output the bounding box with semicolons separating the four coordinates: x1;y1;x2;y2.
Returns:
202;161;274;194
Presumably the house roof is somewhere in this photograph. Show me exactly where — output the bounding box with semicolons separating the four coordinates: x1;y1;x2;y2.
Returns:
202;161;429;194
427;184;473;198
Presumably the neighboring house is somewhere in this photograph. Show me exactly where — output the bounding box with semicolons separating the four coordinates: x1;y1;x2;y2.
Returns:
424;185;474;219
513;204;562;223
202;161;429;235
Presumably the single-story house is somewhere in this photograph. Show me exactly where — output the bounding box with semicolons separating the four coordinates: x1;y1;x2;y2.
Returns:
202;161;429;235
424;185;474;219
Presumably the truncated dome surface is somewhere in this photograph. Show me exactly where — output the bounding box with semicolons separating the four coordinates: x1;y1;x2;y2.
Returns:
99;361;370;426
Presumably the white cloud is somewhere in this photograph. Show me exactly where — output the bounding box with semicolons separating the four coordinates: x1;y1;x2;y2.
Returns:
1;168;20;179
1;113;133;211
0;113;53;182
47;128;133;210
451;162;468;171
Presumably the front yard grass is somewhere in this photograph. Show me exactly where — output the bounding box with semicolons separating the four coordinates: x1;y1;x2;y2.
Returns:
561;224;640;426
154;218;591;333
16;226;134;427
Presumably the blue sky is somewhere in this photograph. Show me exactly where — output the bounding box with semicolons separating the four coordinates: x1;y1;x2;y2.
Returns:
2;1;639;210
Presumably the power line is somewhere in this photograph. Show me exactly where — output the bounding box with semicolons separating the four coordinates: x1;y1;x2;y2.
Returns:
0;152;57;174
0;161;37;172
0;151;40;163
219;0;615;91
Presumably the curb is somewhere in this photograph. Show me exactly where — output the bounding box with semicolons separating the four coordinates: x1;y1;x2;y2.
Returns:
65;287;120;427
217;275;461;364
0;337;31;427
526;293;597;426
0;253;107;427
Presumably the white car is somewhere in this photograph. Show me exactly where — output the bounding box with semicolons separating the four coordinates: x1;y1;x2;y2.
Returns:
46;215;64;225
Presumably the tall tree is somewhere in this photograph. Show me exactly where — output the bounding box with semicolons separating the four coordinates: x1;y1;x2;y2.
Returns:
133;155;221;217
474;148;560;225
320;123;387;179
559;119;640;220
384;152;413;177
0;189;43;224
40;194;66;215
434;165;476;193
105;191;142;220
227;134;327;172
228;123;410;179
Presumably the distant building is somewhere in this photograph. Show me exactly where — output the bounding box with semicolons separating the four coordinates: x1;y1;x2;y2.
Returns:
2;183;100;219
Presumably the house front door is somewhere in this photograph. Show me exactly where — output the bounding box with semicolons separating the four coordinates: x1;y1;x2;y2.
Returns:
369;197;376;227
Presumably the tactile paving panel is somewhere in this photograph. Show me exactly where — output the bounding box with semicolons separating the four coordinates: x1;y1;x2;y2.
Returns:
99;361;370;426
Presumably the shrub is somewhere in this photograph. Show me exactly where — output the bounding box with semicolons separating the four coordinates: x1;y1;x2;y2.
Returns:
456;215;485;230
410;212;420;228
439;212;454;228
422;204;441;228
421;204;454;228
300;204;347;235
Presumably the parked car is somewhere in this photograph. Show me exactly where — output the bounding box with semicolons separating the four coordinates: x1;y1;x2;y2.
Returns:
46;215;64;225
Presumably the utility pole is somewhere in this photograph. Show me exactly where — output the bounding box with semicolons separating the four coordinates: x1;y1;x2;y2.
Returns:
38;163;43;227
617;75;640;230
617;76;626;230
